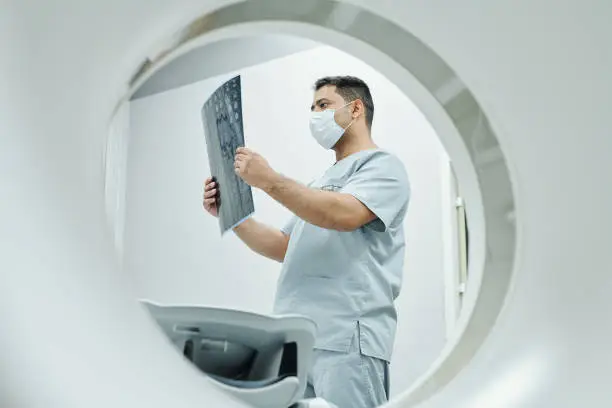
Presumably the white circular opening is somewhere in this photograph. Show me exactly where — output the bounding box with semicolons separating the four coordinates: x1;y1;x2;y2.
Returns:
112;0;517;405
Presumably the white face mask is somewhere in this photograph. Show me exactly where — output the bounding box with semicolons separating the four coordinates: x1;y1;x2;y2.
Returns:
309;102;355;149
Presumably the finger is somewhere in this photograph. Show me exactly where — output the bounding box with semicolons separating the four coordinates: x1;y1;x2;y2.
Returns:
204;188;216;199
205;177;216;187
204;197;216;206
205;181;216;191
237;147;253;157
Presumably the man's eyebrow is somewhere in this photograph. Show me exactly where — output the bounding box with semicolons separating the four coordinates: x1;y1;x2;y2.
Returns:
310;98;330;111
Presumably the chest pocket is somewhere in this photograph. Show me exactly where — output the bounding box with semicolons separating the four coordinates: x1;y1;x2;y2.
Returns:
312;174;343;190
320;183;343;192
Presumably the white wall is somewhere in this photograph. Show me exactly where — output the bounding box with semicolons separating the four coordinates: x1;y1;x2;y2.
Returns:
125;44;449;396
132;35;319;100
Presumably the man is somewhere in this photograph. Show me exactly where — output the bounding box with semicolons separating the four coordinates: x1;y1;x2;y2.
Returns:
202;76;410;408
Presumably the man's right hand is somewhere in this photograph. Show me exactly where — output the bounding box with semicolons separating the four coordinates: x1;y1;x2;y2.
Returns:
203;177;219;217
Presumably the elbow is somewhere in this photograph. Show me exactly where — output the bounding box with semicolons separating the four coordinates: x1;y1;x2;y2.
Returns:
270;252;286;264
321;195;372;232
275;249;288;263
276;234;290;263
337;221;361;232
327;213;362;232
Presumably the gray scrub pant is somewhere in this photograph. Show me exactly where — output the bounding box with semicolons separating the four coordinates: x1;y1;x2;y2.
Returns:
303;327;389;408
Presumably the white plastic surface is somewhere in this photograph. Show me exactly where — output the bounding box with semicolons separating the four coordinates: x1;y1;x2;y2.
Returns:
144;301;316;407
1;1;611;408
295;398;338;408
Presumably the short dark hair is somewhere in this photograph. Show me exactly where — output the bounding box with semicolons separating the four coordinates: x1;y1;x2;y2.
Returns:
314;76;374;130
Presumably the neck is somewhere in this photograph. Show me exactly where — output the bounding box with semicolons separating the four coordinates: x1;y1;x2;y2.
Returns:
334;128;377;162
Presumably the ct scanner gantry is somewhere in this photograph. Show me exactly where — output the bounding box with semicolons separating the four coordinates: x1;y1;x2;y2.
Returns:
1;1;611;408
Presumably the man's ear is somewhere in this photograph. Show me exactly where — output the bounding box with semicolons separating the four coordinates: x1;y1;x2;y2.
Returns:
353;99;365;119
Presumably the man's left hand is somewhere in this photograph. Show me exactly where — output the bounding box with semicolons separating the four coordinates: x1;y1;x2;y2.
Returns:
234;147;278;190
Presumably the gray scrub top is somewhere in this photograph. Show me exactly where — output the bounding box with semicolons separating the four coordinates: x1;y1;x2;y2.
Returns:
273;149;410;362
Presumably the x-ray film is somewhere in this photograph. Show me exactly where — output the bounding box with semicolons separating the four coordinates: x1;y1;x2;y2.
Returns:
201;75;254;234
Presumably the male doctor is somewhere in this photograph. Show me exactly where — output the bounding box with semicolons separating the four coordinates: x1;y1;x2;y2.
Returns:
203;76;410;408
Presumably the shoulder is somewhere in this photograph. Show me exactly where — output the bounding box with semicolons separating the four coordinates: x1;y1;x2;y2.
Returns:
356;150;409;180
354;149;401;166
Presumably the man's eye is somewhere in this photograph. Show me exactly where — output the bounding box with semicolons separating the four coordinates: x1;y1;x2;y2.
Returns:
319;103;328;109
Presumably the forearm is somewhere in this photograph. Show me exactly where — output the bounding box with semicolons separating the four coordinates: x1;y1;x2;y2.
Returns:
262;174;365;232
233;218;289;262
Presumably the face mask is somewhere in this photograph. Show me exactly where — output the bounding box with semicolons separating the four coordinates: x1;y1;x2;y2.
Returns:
309;102;356;149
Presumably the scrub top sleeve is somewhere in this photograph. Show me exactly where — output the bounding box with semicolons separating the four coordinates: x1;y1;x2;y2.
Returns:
341;153;411;232
281;215;298;236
